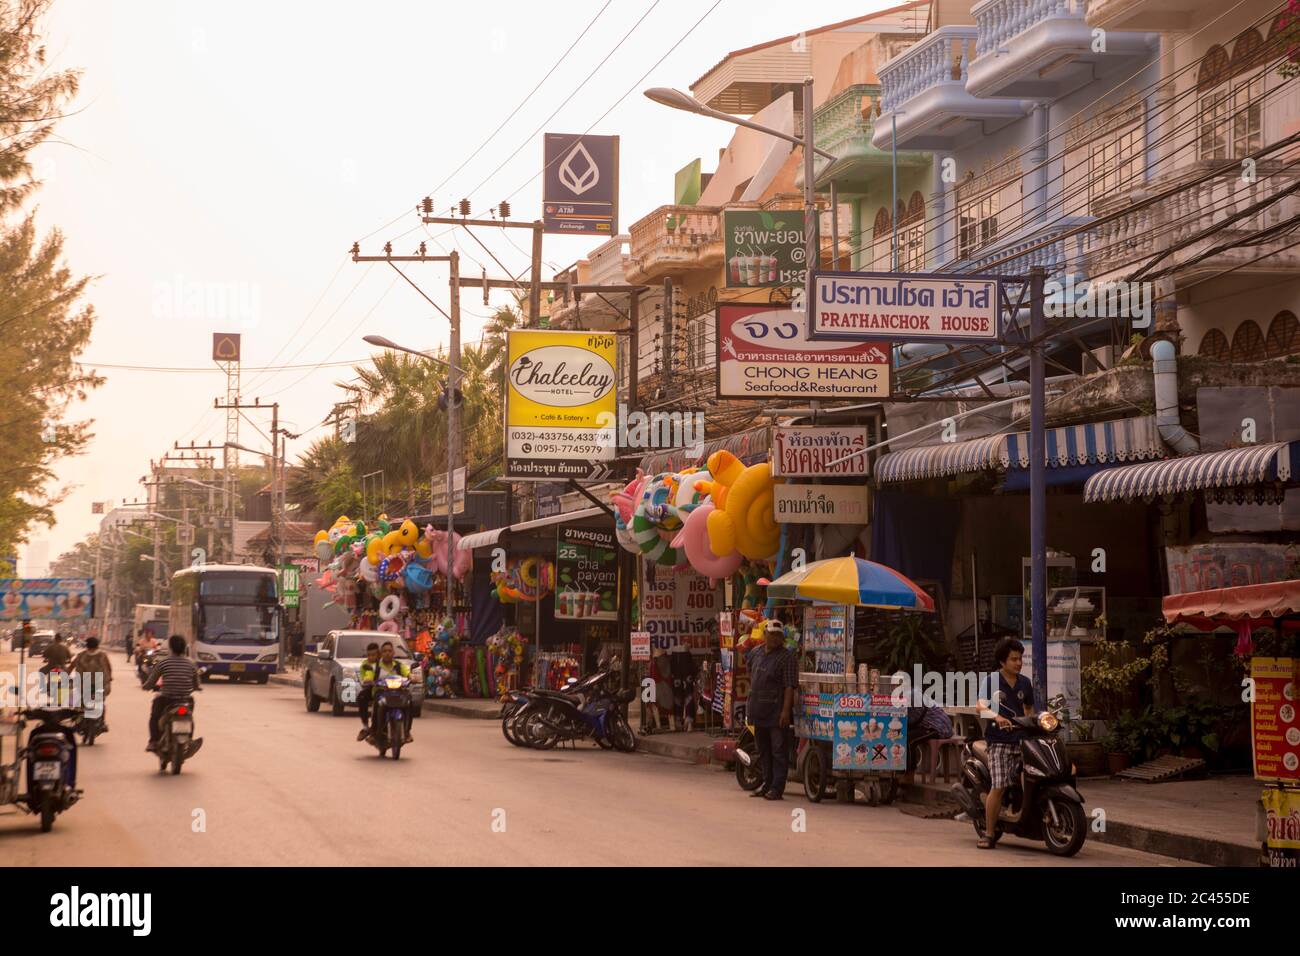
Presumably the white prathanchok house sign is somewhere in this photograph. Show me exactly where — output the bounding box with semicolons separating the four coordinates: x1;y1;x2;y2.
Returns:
773;483;870;524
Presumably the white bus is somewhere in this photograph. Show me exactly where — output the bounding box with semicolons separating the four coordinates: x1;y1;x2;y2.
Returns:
170;565;282;683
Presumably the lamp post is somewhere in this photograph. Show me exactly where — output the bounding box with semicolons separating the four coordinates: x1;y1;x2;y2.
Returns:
362;333;467;597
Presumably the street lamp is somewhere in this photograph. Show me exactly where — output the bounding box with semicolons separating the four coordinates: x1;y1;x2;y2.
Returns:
645;81;833;329
363;333;461;592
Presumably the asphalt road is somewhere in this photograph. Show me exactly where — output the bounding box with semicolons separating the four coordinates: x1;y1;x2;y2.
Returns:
0;671;1191;866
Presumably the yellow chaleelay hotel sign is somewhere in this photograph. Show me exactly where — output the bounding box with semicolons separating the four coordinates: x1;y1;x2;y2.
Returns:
504;329;618;481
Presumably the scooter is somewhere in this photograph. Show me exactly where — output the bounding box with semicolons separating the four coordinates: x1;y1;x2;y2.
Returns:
20;705;83;831
950;694;1087;857
367;675;413;760
155;696;202;774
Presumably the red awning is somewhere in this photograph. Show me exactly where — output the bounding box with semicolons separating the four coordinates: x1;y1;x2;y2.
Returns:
1162;579;1300;629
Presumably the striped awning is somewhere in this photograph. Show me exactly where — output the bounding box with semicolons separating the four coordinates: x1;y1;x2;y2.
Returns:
876;416;1163;484
1084;441;1298;503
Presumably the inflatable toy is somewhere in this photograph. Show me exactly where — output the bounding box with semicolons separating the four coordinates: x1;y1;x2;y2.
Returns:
698;451;780;560
378;593;401;620
672;501;742;581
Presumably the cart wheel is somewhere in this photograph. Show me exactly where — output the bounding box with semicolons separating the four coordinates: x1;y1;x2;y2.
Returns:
803;744;827;803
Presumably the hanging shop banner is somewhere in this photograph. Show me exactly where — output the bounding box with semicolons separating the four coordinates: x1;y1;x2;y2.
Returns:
804;605;850;674
1251;657;1300;783
0;578;94;621
774;483;870;525
639;564;722;651
504;329;618;481
832;693;907;771
279;565;301;609
809;270;1001;343
723;209;809;289
555;525;618;621
772;426;870;478
631;631;651;662
543;133;619;236
716;303;890;400
1166;543;1297;595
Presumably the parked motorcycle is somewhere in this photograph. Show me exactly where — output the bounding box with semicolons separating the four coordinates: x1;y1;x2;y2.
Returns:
950;694;1087;857
21;706;82;831
368;674;413;759
505;671;636;752
155;697;202;774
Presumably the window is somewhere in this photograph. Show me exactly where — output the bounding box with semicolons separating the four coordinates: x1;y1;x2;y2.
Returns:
684;313;709;369
1089;124;1144;207
1265;310;1300;357
957;192;999;260
872;206;892;271
899;191;926;272
1229;320;1266;362
1198;328;1229;360
1197;33;1266;161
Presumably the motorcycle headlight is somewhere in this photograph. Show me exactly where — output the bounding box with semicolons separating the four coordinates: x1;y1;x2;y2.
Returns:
1037;711;1059;732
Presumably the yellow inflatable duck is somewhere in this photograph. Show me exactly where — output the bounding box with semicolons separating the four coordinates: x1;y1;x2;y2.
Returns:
699;450;780;560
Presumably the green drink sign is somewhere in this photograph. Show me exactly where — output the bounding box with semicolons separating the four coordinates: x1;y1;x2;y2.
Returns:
555;525;618;621
723;209;808;289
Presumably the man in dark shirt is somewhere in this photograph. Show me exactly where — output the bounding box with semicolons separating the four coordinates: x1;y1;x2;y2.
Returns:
143;635;202;752
978;637;1035;849
745;619;799;801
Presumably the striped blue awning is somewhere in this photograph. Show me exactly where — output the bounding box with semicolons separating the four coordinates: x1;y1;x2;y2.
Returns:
1084;441;1298;503
876;416;1163;484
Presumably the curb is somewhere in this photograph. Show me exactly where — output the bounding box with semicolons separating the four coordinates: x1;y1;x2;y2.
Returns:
635;735;713;764
899;780;1257;867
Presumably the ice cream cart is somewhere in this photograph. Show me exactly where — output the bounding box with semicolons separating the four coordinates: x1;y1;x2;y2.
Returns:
766;556;935;805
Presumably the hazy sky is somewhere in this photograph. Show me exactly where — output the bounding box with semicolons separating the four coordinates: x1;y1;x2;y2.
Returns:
24;0;891;571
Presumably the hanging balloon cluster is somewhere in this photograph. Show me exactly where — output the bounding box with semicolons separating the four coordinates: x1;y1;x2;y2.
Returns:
312;514;471;619
490;556;555;603
611;451;782;609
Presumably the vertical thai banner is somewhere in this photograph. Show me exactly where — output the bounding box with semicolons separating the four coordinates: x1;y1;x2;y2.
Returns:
1251;657;1300;783
638;565;721;651
504;329;618;480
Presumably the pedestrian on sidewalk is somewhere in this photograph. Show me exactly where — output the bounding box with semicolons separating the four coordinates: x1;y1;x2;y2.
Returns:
745;619;797;801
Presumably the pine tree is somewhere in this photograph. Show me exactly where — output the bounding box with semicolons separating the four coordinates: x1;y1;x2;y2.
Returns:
0;1;99;561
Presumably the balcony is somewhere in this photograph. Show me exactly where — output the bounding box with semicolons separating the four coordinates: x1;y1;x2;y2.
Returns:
872;27;1030;152
1086;0;1215;31
1086;166;1300;282
967;0;1155;100
546;235;633;330
627;205;723;283
810;84;929;191
947;216;1094;282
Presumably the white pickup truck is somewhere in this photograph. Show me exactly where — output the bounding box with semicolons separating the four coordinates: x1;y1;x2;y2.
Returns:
303;630;424;718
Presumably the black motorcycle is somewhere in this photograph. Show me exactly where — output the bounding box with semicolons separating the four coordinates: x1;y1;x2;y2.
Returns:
368;674;413;759
155;697;201;774
77;708;106;746
137;646;164;684
21;706;83;831
951;694;1087;857
507;670;635;752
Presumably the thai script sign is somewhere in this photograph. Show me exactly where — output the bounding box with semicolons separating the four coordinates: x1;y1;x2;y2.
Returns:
723;209;809;289
1165;543;1298;595
639;564;722;651
809;271;1001;342
773;483;869;524
1251;657;1300;784
772;426;869;477
716;303;890;400
555;525;617;622
504;330;618;481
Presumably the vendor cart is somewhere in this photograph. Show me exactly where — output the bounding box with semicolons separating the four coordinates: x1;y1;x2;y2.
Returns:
766;556;936;807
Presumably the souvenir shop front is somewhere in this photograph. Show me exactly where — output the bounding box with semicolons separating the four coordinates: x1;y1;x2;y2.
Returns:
458;505;621;696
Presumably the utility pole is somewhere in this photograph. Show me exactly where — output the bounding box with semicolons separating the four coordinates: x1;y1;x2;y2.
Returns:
212;397;279;564
1028;266;1047;707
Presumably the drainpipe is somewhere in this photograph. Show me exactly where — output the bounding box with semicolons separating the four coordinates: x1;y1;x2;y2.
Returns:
1029;103;1050;226
1150;338;1199;454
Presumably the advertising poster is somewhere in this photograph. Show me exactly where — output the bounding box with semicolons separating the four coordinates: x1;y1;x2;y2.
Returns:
723;209;809;289
1251;657;1300;783
639;564;722;651
543;133;618;235
630;631;651;662
504;329;618;481
555;525;617;621
772;426;869;477
797;691;835;741
804;605;849;674
0;578;94;621
810;271;1001;343
832;693;907;771
1261;787;1300;867
716;303;890;400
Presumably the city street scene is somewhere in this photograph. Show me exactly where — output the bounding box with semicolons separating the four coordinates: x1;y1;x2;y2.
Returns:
1;0;1299;919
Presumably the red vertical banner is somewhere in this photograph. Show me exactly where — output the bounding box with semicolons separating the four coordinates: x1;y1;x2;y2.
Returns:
1251;657;1300;783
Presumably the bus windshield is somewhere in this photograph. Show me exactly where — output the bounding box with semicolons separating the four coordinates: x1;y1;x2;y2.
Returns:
199;573;278;604
200;604;279;645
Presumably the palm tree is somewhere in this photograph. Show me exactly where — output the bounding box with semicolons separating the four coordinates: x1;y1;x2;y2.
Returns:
351;352;444;513
288;435;362;526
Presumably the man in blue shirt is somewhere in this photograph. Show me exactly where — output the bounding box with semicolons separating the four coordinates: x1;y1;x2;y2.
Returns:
978;637;1034;849
745;619;799;801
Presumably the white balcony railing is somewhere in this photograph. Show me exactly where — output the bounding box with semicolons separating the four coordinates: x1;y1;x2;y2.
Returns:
878;26;978;116
974;0;1085;59
627;205;723;280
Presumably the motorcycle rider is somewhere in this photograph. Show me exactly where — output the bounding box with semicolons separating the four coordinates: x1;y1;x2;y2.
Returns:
142;635;202;753
360;641;413;744
977;637;1036;850
42;632;73;671
72;636;113;733
134;629;160;676
355;642;381;742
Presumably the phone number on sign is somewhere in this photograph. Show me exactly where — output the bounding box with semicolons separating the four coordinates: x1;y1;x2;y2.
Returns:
524;443;609;455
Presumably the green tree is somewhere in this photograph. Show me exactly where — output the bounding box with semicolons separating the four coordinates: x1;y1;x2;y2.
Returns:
287;435;362;527
0;1;99;558
351;351;443;513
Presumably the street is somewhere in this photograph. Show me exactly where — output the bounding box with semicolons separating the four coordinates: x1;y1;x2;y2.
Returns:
0;678;1189;867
